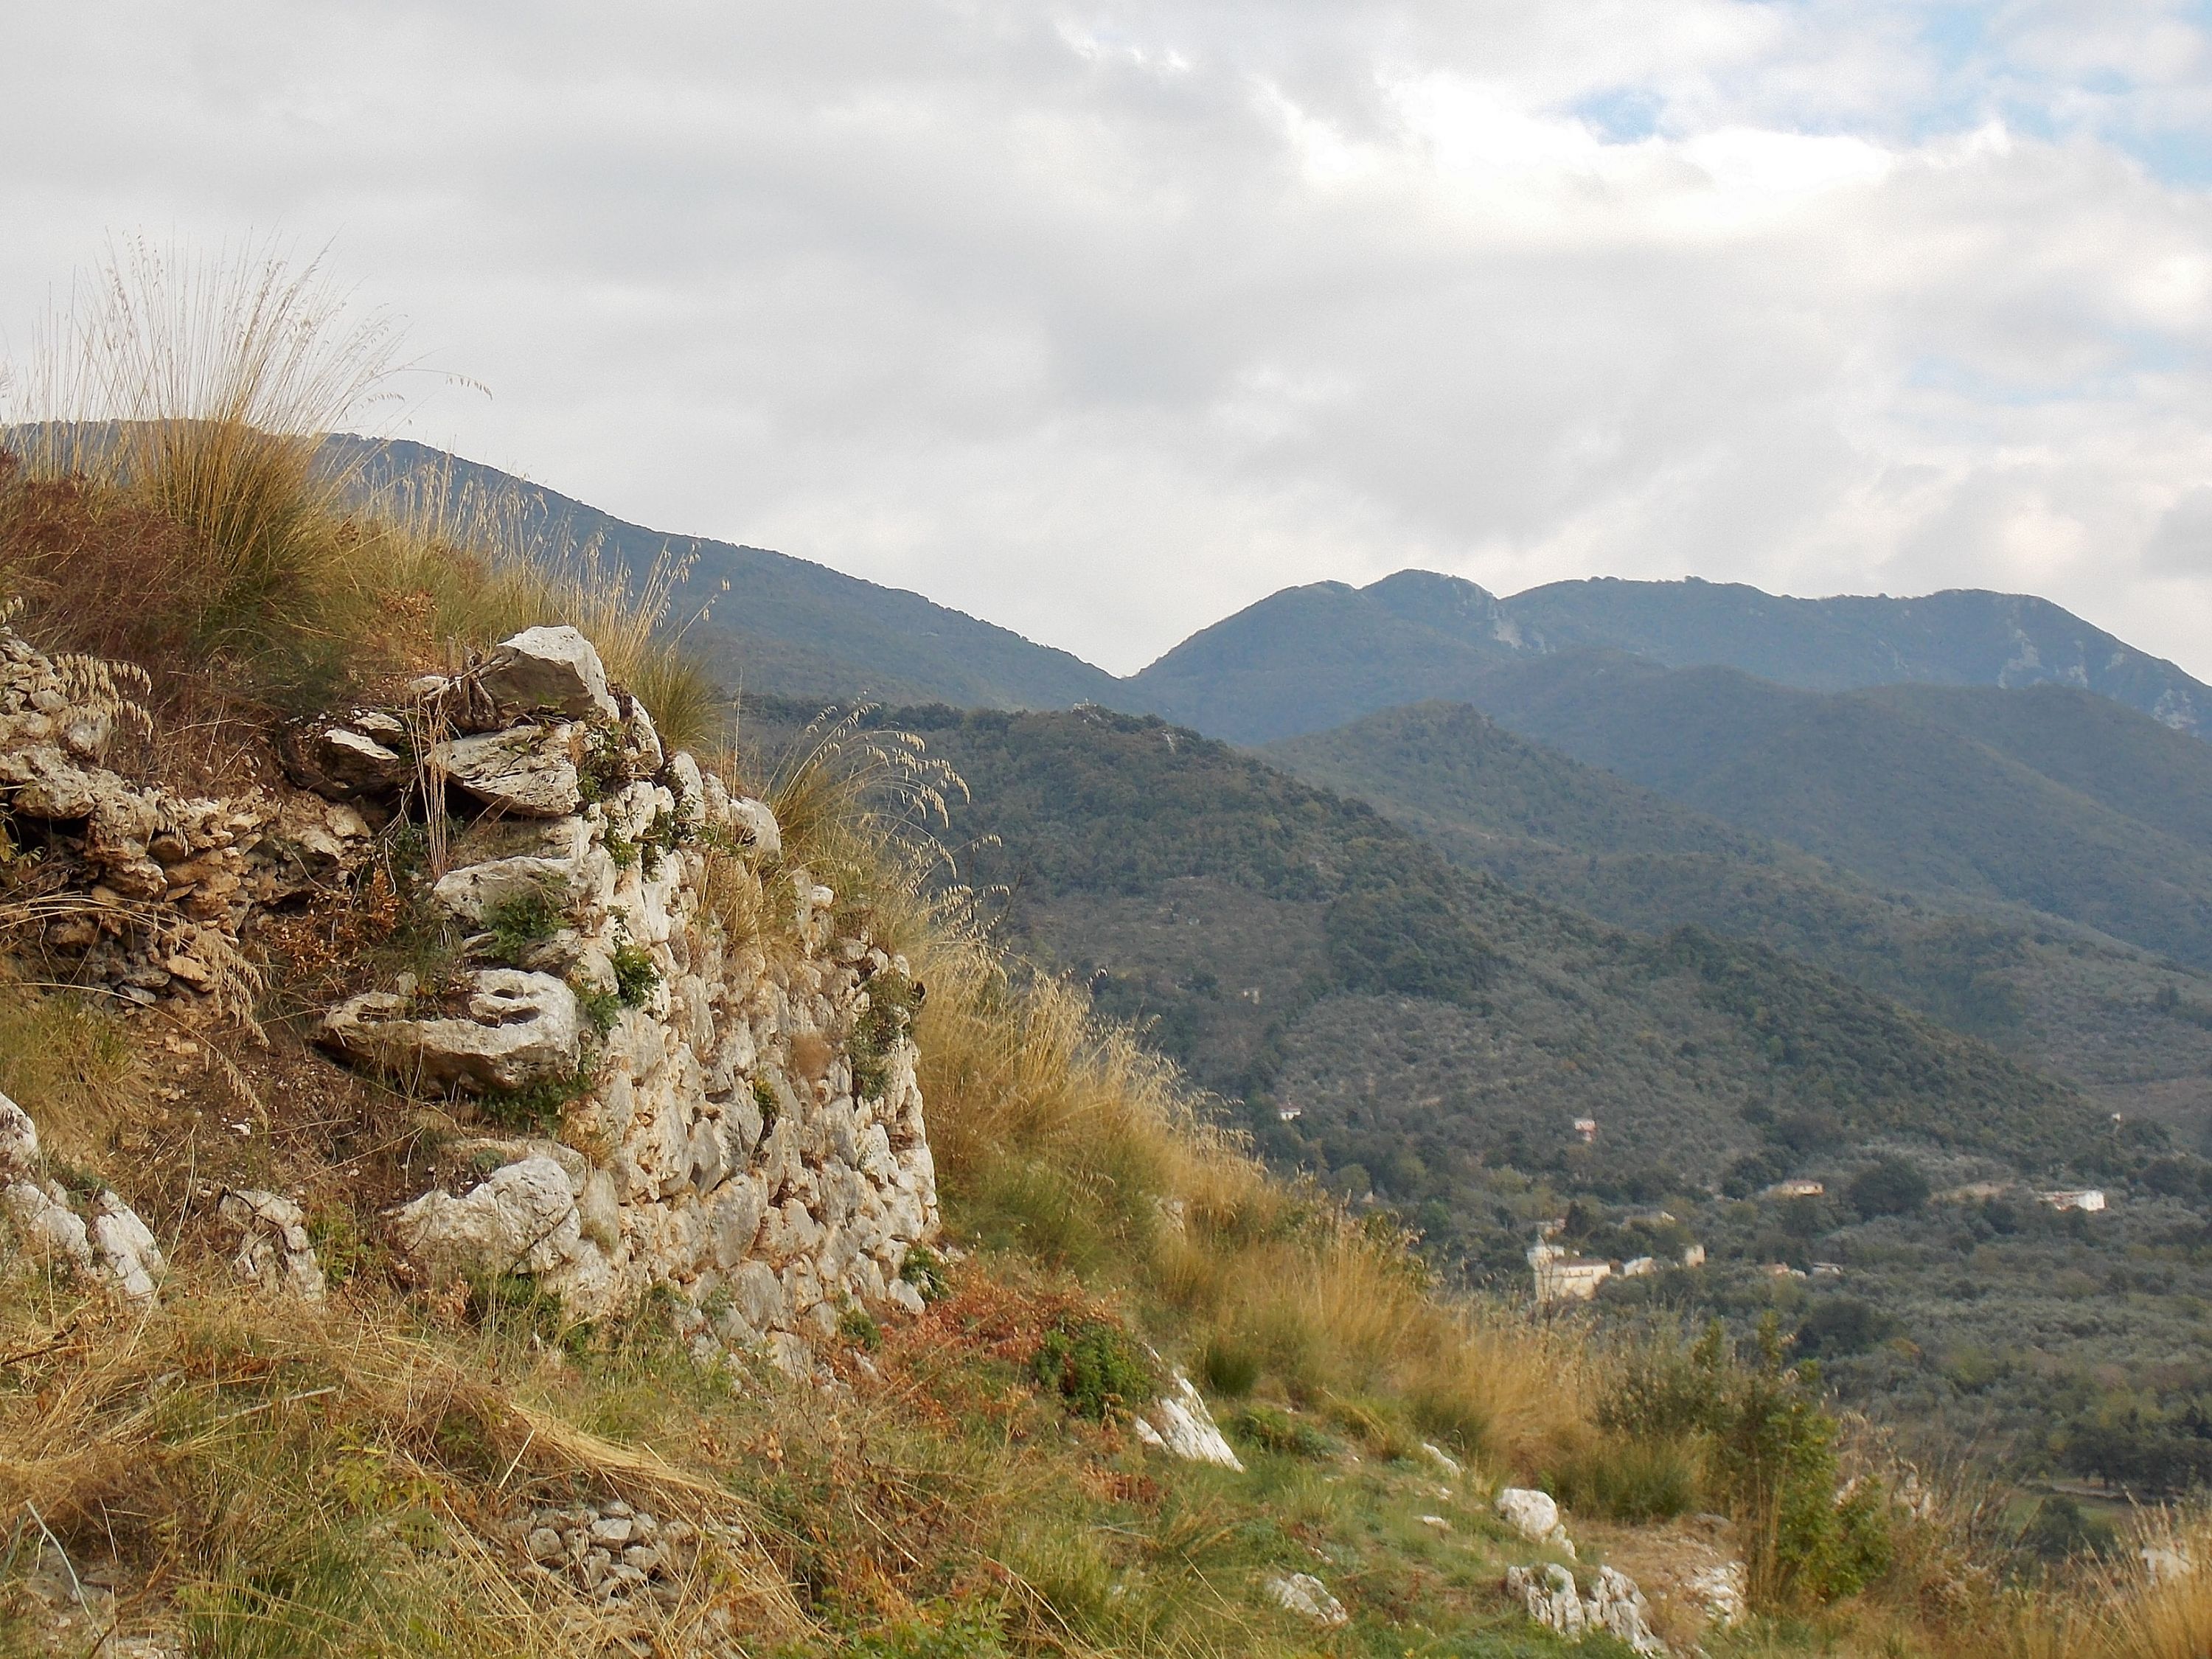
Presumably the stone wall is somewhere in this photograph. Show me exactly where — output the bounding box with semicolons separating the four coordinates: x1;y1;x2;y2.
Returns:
0;623;939;1370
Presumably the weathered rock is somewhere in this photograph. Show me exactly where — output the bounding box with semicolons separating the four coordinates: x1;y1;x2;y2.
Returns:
389;1156;582;1280
1506;1564;1586;1641
1264;1571;1349;1627
1496;1487;1574;1555
1139;1372;1245;1471
89;1191;164;1303
1686;1560;1747;1627
4;1181;94;1274
476;627;619;724
728;796;781;858
0;1089;38;1178
1586;1565;1667;1655
319;970;582;1091
433;725;582;818
218;1189;328;1303
1505;1563;1666;1655
316;726;411;792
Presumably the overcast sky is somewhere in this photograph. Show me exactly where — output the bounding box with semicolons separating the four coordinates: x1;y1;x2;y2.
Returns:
4;2;2211;677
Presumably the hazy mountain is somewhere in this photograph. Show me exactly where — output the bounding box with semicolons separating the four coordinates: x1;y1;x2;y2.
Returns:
334;437;1122;711
1127;570;2212;744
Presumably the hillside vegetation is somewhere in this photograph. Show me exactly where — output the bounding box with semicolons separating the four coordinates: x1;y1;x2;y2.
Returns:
1265;699;2212;1141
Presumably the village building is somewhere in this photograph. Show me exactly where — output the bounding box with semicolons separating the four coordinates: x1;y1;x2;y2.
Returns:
1528;1240;1613;1303
2038;1188;2107;1213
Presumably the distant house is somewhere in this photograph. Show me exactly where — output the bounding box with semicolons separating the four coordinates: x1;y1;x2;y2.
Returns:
1680;1243;1706;1269
1761;1178;1826;1200
1276;1105;1302;1122
1812;1262;1846;1279
1534;1255;1614;1304
2038;1188;2107;1213
1572;1116;1598;1144
1621;1256;1657;1278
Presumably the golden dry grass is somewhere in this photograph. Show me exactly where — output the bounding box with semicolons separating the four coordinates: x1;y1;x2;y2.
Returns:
1;240;720;738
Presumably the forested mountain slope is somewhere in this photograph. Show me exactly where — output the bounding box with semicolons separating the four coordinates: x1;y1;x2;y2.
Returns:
1444;653;2212;973
824;706;2121;1224
1266;700;2212;1143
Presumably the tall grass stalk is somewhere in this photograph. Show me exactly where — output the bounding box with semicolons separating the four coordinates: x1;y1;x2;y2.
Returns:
7;237;403;667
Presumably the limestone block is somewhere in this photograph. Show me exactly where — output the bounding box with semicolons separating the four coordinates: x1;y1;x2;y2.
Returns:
0;1090;38;1178
320;970;582;1092
686;1118;728;1194
1505;1565;1586;1641
316;726;411;793
432;824;594;922
709;1176;768;1269
1139;1374;1244;1471
1496;1488;1574;1555
1264;1572;1348;1628
4;1181;94;1273
389;1156;582;1280
729;796;780;858
579;1169;621;1249
718;1090;765;1166
1585;1565;1667;1655
477;627;619;723
433;726;580;818
729;1259;785;1330
89;1192;165;1303
218;1189;327;1303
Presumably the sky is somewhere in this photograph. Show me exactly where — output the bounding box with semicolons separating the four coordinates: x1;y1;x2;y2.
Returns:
3;1;2211;679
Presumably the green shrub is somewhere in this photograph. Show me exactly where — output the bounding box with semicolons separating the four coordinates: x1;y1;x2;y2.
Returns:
480;882;566;962
572;978;622;1036
1545;1435;1700;1523
1199;1333;1262;1398
1032;1320;1155;1421
610;939;660;1006
899;1244;947;1301
1710;1318;1891;1608
477;1063;594;1135
1228;1402;1340;1458
839;1306;884;1352
851;967;921;1102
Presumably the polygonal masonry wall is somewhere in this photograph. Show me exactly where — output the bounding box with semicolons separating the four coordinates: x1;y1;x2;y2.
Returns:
310;627;941;1370
0;620;939;1369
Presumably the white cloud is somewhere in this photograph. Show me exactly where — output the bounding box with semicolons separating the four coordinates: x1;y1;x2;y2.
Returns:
2;0;2210;677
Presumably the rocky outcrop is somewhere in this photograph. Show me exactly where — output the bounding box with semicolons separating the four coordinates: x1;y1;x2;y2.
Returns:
303;627;939;1368
0;1088;165;1304
218;1189;327;1303
1264;1571;1349;1627
322;970;585;1091
1505;1562;1666;1655
1130;1372;1245;1470
1495;1487;1575;1556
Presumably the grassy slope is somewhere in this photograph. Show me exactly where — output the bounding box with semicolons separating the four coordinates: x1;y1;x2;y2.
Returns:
1262;700;2212;1141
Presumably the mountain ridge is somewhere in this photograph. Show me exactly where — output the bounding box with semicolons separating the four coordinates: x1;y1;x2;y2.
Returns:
341;440;2212;742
